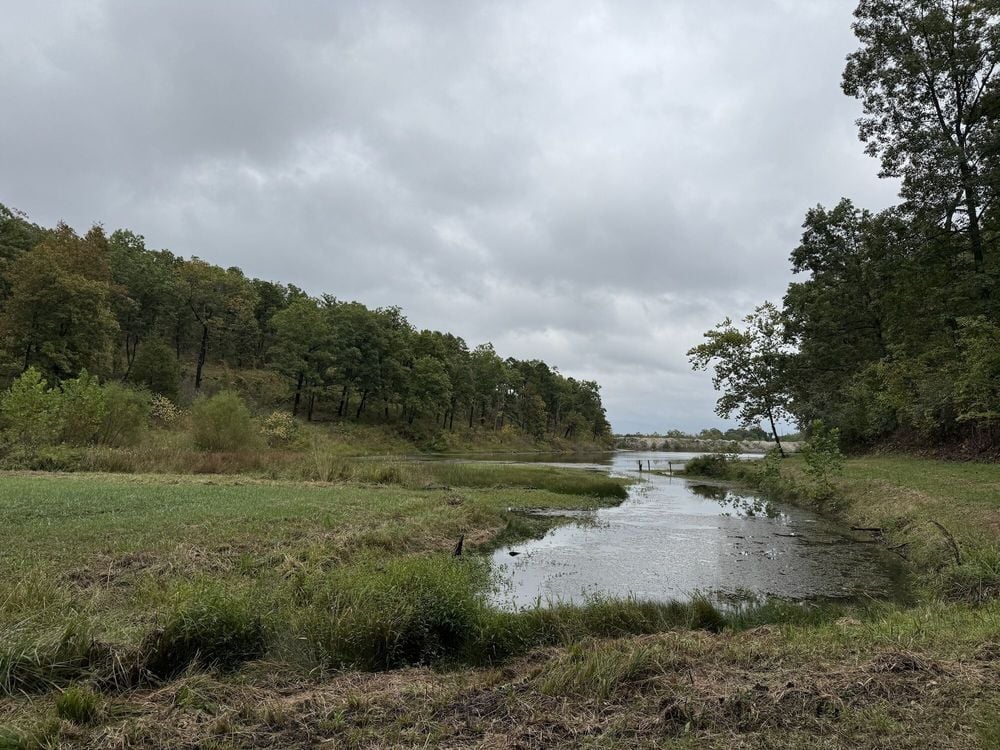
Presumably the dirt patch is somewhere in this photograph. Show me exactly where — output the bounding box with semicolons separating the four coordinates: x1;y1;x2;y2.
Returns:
64;551;157;589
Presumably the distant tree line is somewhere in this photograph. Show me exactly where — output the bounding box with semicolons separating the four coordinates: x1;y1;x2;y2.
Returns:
0;210;611;442
692;0;1000;454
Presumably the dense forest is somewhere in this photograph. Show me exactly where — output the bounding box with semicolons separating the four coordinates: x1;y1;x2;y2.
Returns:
692;0;1000;456
0;206;611;445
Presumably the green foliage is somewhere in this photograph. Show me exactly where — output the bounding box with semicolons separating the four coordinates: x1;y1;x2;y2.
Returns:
191;391;257;451
692;3;1000;455
688;303;793;455
0;211;612;449
954;317;1000;425
682;453;741;479
58;371;107;445
54;685;101;724
0;224;118;380
843;0;998;274
800;421;845;508
0;372;148;451
129;338;180;400
0;369;60;447
94;383;149;447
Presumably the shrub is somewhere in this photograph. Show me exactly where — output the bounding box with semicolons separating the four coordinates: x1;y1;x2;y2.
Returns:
0;368;60;447
55;685;101;724
260;410;300;448
149;394;182;427
0;445;83;472
191;391;257;451
682;453;735;479
801;420;844;507
95;384;149;447
58;371;107;445
130;338;180;401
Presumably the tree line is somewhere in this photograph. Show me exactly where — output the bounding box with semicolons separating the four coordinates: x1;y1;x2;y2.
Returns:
692;0;1000;454
0;209;611;442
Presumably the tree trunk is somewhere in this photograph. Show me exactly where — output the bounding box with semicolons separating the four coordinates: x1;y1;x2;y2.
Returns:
292;371;305;416
194;324;209;390
766;407;786;458
355;390;368;419
123;334;139;381
337;384;348;417
468;403;475;429
307;392;316;421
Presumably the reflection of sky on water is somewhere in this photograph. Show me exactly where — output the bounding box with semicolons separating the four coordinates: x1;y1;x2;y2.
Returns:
486;451;909;609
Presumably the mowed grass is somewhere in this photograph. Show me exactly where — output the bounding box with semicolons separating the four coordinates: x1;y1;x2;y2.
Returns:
0;463;624;567
840;455;1000;508
0;465;626;630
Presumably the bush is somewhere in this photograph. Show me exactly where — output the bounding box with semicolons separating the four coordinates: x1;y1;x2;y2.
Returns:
682;452;736;479
190;391;257;451
58;371;107;445
801;420;844;507
0;445;83;471
0;368;60;447
260;410;300;448
130;338;180;401
149;394;182;427
95;384;149;447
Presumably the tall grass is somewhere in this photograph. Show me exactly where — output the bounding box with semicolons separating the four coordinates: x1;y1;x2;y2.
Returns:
143;584;267;678
0;621;98;695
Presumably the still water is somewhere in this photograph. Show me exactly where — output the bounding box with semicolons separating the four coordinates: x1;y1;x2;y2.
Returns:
483;451;908;609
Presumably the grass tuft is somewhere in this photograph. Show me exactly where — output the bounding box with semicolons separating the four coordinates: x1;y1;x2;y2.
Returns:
0;622;96;696
54;685;101;724
143;586;267;678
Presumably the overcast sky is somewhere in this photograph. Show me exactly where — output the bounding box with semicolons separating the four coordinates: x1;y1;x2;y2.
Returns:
0;0;900;433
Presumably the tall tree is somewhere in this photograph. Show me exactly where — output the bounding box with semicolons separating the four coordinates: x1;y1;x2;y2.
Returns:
0;224;119;380
843;0;1000;280
108;230;182;378
269;297;331;417
688;302;794;456
178;259;258;390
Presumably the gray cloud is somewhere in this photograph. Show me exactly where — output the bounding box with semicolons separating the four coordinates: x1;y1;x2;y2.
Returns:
0;0;899;432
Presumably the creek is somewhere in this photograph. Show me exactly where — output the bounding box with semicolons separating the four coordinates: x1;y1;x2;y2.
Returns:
480;450;908;609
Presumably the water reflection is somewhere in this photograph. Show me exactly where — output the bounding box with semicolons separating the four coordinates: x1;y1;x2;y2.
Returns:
485;451;908;609
689;484;780;519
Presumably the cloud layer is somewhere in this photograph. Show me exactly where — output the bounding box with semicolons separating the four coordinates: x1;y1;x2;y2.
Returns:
0;0;899;432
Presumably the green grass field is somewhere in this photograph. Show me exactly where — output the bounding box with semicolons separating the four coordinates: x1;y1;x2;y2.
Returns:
1;456;999;748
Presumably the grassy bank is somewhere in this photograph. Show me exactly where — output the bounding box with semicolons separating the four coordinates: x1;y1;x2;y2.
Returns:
2;457;999;748
683;453;1000;602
